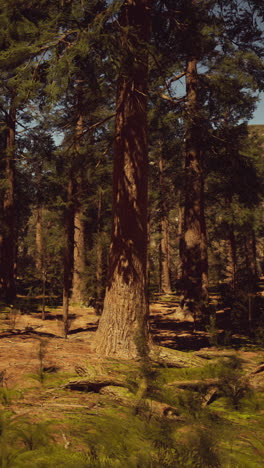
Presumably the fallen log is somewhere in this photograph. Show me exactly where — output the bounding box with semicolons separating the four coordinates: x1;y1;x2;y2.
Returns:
64;377;186;420
166;378;220;390
166;378;220;407
194;349;238;360
64;378;126;392
99;385;185;420
250;364;264;375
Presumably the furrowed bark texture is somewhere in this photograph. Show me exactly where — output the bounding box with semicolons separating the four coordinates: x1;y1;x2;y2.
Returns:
94;0;151;359
181;56;208;323
71;201;86;303
71;207;86;303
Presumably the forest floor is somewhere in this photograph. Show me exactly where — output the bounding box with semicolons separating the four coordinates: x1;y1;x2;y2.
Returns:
0;297;263;467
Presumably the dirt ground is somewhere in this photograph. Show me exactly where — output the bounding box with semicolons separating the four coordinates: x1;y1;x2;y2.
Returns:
0;304;97;388
0;300;263;467
0;301;263;424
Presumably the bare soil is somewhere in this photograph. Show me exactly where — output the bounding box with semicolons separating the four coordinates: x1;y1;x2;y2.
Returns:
0;301;262;424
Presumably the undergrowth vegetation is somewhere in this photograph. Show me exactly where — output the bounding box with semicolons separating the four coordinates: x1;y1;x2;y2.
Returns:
0;352;263;468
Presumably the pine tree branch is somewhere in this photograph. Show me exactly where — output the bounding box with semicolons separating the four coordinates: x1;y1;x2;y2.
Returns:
85;113;116;134
168;71;186;86
147;47;186;103
160;94;186;105
63;113;116;153
36;30;79;56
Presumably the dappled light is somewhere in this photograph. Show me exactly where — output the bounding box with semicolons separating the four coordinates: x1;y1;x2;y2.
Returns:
0;0;263;465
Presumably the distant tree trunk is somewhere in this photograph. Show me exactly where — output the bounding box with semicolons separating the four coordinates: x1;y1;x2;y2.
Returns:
2;105;16;303
251;230;258;278
71;110;86;305
41;273;46;320
226;228;237;293
94;0;151;359
36;205;43;273
244;229;258;286
96;187;104;303
71;203;86;304
159;157;172;294
35;205;47;319
180;56;208;324
62;176;75;337
177;202;184;280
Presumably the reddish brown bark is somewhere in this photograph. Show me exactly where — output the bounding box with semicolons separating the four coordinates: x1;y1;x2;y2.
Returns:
159;157;172;294
94;0;151;359
35;205;47;320
62;176;75;337
71;207;86;304
180;56;208;324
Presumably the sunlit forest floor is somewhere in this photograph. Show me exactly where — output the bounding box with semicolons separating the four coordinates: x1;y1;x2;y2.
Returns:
0;295;263;467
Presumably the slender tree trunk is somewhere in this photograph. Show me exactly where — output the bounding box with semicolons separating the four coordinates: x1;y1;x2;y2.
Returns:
247;230;258;278
94;0;151;359
244;229;258;290
159;157;172;293
35;205;47;319
41;270;46;321
71;111;86;304
251;230;258;278
180;56;208;324
201;177;209;300
96;187;104;303
62;176;75;337
177;202;184;280
2;106;16;303
226;228;237;293
71;205;86;303
36;205;43;273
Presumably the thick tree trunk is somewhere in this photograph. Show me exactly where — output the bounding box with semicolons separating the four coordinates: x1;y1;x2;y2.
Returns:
62;176;75;337
159;157;172;294
181;57;208;324
2;107;16;303
94;0;151;359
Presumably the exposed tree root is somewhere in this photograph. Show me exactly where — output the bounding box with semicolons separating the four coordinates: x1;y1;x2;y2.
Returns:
150;346;205;368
